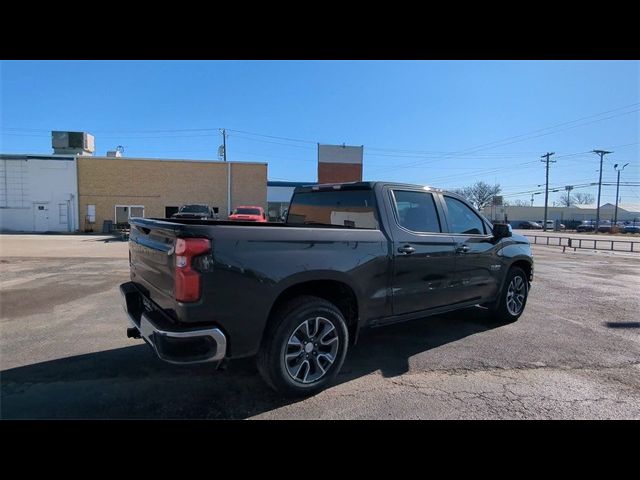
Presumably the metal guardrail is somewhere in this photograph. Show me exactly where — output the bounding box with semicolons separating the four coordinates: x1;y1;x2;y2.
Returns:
525;235;639;253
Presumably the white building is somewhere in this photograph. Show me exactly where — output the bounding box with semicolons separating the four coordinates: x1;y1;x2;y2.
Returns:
482;203;640;224
0;154;80;232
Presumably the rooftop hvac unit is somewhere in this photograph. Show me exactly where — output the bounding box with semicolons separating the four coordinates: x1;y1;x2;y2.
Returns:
52;131;95;154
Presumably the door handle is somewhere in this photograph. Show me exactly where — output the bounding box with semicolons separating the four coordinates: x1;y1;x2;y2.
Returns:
456;244;470;254
398;245;416;255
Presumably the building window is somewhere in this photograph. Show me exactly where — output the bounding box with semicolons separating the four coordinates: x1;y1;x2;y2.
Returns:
115;205;144;226
0;159;29;208
87;204;96;223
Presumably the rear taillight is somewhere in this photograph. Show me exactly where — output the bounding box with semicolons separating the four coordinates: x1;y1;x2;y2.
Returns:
174;238;211;302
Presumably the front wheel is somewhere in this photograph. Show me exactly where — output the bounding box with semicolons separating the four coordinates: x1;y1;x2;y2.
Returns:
257;295;349;397
487;266;529;324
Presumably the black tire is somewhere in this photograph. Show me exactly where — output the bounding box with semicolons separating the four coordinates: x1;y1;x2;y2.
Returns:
257;295;349;397
487;266;529;324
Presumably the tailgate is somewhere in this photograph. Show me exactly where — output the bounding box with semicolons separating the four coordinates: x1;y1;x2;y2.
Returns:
129;219;181;305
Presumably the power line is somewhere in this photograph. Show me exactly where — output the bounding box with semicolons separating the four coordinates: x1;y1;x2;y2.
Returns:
3;101;638;157
501;181;639;198
457;103;639;152
227;133;316;150
225;128;316;145
364;105;639;174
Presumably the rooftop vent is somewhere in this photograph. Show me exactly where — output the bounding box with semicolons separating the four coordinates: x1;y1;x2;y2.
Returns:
106;145;124;157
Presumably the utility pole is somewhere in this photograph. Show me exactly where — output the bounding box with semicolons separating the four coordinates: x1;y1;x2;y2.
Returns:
592;150;612;233
541;152;556;231
530;193;535;207
221;128;227;162
221;129;230;218
613;162;629;225
565;185;574;206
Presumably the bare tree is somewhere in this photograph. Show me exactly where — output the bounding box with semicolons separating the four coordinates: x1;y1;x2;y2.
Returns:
509;199;529;207
557;195;574;207
452;181;501;209
573;192;595;205
555;192;595;207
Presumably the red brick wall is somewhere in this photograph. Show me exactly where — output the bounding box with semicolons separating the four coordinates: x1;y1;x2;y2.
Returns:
318;162;363;183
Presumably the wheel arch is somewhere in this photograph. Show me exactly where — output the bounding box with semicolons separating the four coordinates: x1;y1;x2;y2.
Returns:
264;278;360;349
510;258;533;283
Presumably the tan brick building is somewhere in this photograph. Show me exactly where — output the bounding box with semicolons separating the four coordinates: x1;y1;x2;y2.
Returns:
77;156;267;231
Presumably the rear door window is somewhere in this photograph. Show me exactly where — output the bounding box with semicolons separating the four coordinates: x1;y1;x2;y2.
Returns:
392;190;441;233
287;190;378;229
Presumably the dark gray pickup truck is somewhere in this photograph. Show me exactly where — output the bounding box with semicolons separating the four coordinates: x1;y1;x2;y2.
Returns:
120;182;533;396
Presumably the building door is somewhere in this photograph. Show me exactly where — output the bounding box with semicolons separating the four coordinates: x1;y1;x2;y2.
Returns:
33;203;49;232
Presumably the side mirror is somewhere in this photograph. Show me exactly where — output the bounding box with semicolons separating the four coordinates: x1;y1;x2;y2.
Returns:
493;223;512;239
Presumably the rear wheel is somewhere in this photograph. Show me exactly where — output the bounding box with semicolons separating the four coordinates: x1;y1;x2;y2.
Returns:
257;295;349;397
487;266;529;324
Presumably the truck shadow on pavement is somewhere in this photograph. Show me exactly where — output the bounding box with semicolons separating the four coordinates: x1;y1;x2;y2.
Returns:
1;308;499;419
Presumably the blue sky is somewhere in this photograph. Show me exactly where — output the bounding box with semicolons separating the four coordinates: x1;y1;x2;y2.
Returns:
1;60;638;205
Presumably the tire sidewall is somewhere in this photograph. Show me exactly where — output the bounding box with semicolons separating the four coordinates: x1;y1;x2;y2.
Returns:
271;300;349;396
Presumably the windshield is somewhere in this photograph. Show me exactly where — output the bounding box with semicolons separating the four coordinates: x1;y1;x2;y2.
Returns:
179;205;209;214
234;208;261;215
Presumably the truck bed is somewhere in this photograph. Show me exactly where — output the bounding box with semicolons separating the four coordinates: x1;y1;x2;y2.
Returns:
127;216;390;358
131;217;364;229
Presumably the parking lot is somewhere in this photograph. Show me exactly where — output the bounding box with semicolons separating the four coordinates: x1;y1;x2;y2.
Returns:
1;234;639;419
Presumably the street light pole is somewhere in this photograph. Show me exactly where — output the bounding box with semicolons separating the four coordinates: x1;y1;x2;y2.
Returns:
613;162;629;224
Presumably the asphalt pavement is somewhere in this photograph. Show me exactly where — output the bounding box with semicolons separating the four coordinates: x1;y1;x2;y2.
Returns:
1;234;639;419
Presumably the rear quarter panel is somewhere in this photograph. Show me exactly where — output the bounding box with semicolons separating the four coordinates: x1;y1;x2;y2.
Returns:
196;224;391;357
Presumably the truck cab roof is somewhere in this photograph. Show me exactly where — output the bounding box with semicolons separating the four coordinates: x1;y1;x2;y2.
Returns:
294;181;445;194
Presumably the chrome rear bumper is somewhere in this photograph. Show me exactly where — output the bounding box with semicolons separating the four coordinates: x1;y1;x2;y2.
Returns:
120;282;226;365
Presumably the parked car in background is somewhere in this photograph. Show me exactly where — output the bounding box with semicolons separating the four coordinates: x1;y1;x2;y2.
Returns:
597;221;614;233
576;220;596;232
172;204;218;220
623;224;640;234
539;220;565;230
598;221;628;233
511;220;542;230
228;206;267;222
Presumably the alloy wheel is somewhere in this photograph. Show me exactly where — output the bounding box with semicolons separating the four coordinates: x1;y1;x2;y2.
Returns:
285;316;340;384
506;275;526;316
